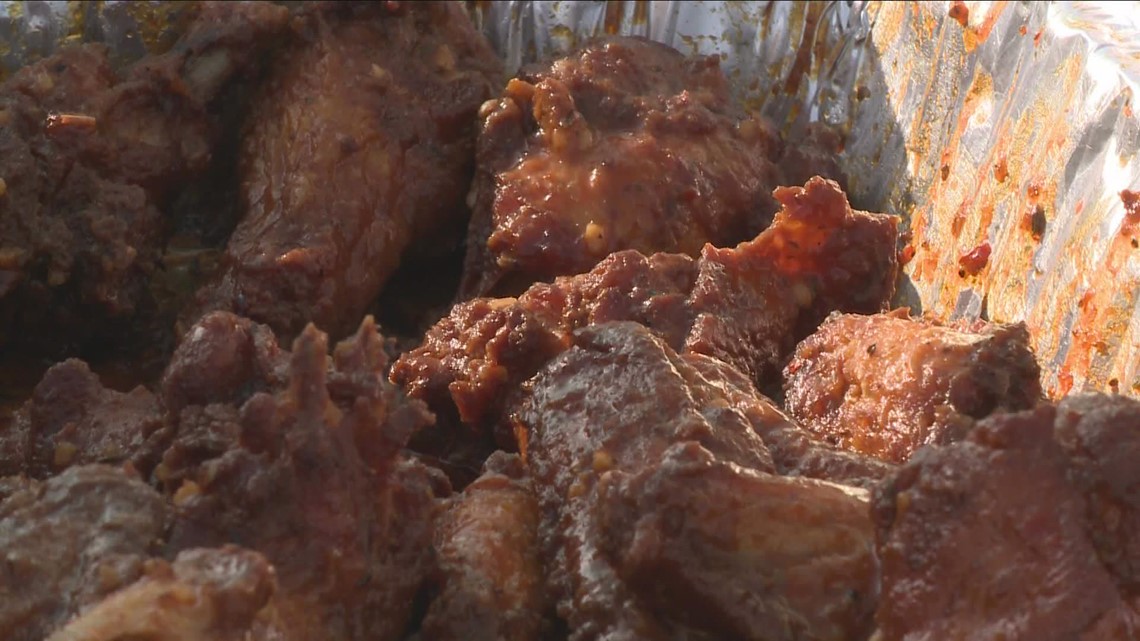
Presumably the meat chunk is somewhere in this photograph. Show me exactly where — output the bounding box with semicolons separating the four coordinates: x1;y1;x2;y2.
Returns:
149;311;289;490
422;451;549;641
164;318;441;641
0;475;37;504
160;310;288;415
0;2;291;357
460;35;846;298
394;177;898;475
1051;394;1140;594
596;442;878;641
685;352;895;489
45;546;276;641
0;465;168;641
784;311;1042;463
0;360;167;479
515;322;787;640
191;1;503;340
873;400;1140;640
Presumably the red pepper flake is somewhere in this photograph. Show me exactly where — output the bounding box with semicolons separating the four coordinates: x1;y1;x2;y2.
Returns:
1027;182;1042;203
1033;29;1044;47
899;244;916;266
1122;190;1140;236
993;157;1009;183
1019;24;1028;36
1078;289;1094;309
958;242;991;276
949;1;969;28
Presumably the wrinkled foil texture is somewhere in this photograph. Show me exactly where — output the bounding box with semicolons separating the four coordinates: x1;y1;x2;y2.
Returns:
2;1;1138;398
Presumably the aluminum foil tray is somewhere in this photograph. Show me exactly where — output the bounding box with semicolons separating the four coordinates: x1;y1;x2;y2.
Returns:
2;0;1138;398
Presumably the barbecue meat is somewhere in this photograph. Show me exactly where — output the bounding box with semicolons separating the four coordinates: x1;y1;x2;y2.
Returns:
164;319;441;641
0;465;168;641
160;310;289;416
191;1;503;340
0;2;290;356
394;177;898;476
1051;394;1140;594
784;311;1042;463
422;451;549;641
0;311;290;483
518;323;773;640
1;360;167;479
685;352;895;489
45;546;276;641
873;397;1140;640
596;441;877;641
460;35;846;298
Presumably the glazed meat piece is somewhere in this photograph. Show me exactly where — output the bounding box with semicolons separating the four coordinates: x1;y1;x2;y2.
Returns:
46;546;276;641
0;2;290;356
516;322;790;640
422;451;549;641
784;311;1042;463
597;441;878;641
394;177;898;474
460;35;845;298
685;352;895;489
0;360;167;479
873;398;1140;640
0;465;168;641
192;1;503;340
164;319;442;641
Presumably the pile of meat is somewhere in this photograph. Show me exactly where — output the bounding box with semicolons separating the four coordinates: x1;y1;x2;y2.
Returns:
1;3;1138;641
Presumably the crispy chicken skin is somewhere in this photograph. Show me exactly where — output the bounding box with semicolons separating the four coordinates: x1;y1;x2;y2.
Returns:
0;465;168;641
597;442;877;641
45;546;277;641
0;2;290;356
191;1;502;340
422;451;549;641
873;395;1140;640
460;35;846;298
393;177;898;478
516;322;873;640
784;311;1042;463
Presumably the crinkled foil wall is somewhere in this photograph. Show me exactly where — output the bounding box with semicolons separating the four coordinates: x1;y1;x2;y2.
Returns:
2;1;1138;398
